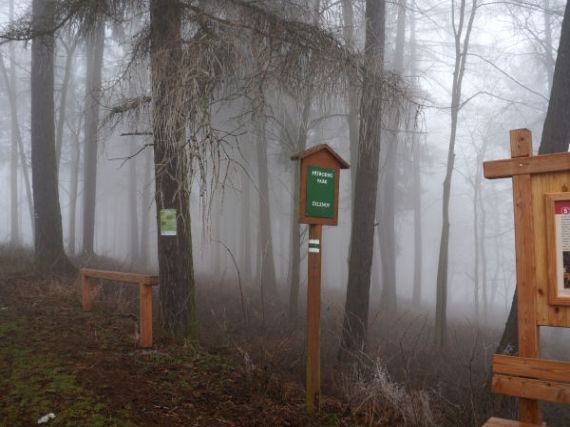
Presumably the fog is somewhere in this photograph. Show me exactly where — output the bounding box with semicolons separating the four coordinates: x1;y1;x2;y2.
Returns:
3;0;570;424
1;1;560;322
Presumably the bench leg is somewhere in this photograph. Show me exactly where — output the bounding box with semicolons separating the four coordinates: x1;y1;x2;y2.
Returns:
139;284;153;348
82;274;92;311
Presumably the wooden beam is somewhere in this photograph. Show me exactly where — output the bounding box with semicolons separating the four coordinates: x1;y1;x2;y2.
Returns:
80;268;158;285
482;416;546;427
484;152;570;179
493;374;570;405
306;224;322;414
493;354;570;383
139;283;154;348
509;130;541;423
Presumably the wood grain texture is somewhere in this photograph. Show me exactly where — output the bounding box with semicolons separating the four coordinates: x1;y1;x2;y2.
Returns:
81;273;92;312
531;175;570;326
306;224;322;413
482;416;546;427
493;354;570;383
509;130;541;423
139;283;153;348
484;152;570;179
493;374;570;405
80;268;158;285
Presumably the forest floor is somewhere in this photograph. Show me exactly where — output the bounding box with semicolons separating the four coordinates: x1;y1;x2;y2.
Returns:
0;251;401;427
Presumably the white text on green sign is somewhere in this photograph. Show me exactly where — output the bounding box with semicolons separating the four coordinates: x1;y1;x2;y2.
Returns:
306;166;335;218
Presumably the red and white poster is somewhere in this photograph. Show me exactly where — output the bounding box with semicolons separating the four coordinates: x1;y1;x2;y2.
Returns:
554;200;570;298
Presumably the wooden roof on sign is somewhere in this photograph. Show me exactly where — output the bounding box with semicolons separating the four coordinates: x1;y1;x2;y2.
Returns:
291;144;350;169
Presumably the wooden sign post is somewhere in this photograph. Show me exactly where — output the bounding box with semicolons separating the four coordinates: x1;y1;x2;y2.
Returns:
292;144;349;414
482;129;570;427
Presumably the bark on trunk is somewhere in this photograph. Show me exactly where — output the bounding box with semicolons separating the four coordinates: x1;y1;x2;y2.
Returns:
56;36;78;169
539;1;570;154
341;0;360;198
31;0;72;273
82;20;105;256
150;0;197;338
340;0;385;356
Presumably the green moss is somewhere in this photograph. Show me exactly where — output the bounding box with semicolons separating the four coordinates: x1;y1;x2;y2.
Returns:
0;313;133;426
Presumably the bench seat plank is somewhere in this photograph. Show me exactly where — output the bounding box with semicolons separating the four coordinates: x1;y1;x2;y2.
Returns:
81;268;158;285
482;417;545;427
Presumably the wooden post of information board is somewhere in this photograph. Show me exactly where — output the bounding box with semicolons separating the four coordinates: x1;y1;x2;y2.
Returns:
509;129;540;423
307;223;322;412
291;144;349;414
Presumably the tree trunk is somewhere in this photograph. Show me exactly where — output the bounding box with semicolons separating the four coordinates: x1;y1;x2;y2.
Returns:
539;1;570;154
1;51;34;241
150;0;197;338
31;0;72;273
378;0;406;313
340;0;385;355
410;1;423;307
434;0;477;349
289;160;302;319
288;85;312;321
68;116;82;255
56;36;78;169
543;0;555;91
341;0;360;198
241;169;253;284
378;139;397;311
8;0;19;244
255;97;277;298
129;136;140;262
140;148;153;266
473;158;482;324
412;139;423;305
82;20;105;256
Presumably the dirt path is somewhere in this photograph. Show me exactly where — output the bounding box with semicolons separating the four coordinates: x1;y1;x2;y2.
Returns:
0;267;372;426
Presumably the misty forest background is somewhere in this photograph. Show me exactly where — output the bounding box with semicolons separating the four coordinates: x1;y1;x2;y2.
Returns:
2;0;570;425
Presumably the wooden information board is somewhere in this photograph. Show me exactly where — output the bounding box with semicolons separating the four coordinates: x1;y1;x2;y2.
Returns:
291;144;349;414
482;129;570;427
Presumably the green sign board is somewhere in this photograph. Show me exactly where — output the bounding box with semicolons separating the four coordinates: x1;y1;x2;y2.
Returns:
160;209;177;236
306;166;335;218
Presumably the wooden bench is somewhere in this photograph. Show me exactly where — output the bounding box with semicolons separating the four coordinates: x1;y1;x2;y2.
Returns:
80;268;159;348
482;353;570;426
482;417;546;427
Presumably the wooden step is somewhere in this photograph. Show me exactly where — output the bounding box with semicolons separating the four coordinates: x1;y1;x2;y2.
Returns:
482;416;546;427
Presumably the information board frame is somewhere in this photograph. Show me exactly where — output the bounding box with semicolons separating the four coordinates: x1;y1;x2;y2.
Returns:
545;192;570;306
293;144;349;226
